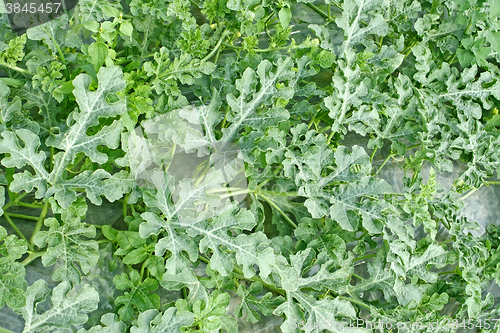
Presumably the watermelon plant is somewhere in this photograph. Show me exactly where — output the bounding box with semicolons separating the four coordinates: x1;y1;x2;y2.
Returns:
1;0;500;332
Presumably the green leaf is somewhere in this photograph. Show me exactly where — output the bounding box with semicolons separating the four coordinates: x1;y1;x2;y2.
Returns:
17;280;99;332
47;65;126;171
78;0;122;22
279;8;292;29
120;21;133;37
48;169;134;209
78;313;127;333
17;81;60;136
161;267;209;304
0;80;22;124
236;282;284;323
130;308;195;333
0;226;27;309
439;65;500;119
41;65;130;207
144;49;216;95
335;0;389;56
489;0;500;18
390;244;447;283
26;15;79;54
187;203;275;279
272;249;350;293
113;270;160;321
0;129;49;198
33;217;99;284
274;293;368;333
141;212;198;274
222;58;295;142
191;290;237;332
88;42;109;72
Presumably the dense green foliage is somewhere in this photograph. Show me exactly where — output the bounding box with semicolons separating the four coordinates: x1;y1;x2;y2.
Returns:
1;0;500;332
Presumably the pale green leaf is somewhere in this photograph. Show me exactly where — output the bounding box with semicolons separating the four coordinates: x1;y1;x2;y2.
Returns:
130;308;195;333
17;280;99;333
33;217;99;284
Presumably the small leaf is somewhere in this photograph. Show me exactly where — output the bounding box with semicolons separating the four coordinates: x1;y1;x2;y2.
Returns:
120;21;133;37
279;8;292;29
88;42;109;72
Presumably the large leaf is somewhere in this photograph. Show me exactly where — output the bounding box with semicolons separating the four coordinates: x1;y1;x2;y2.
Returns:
26;15;80;54
186;203;275;279
33;217;99;284
17;280;99;333
274;292;368;333
335;0;389;55
222;58;295;142
0;128;49;198
48;65;126;174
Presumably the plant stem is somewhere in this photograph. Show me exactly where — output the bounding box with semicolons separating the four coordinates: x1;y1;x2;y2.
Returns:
4;213;39;221
459;181;500;201
201;30;230;63
440;238;454;245
217;189;250;199
16;201;44;209
338;295;372;310
2;192;29;211
356;231;368;240
30;201;49;248
326;131;335;145
441;219;451;230
123;193;129;218
198;255;210;264
3;213;30;249
50;147;55;172
407;143;422;150
0;61;32;75
68;153;86;172
306;3;330;20
257;193;298;229
460;187;479;201
370;147;378;163
140;260;146;280
21;251;44;266
355;254;376;261
256;189;298;197
232;272;286;296
163;143;177;174
374;153;395;176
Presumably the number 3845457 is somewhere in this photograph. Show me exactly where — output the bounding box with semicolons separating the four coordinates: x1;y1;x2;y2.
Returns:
4;2;62;14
